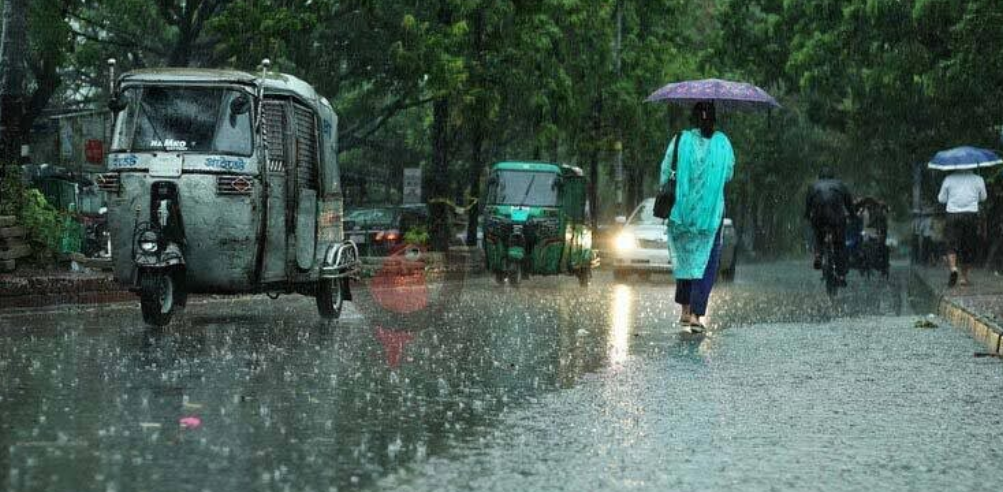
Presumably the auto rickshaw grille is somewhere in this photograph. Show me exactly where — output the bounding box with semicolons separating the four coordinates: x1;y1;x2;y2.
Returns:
217;175;254;195
96;173;120;194
263;101;287;172
293;102;318;190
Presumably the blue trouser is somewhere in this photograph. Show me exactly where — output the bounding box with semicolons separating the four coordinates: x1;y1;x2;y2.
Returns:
675;226;723;316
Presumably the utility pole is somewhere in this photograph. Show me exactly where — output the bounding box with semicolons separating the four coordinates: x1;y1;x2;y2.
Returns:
613;0;625;216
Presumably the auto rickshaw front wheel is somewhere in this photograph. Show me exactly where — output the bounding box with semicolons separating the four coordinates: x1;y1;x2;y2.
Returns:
316;278;345;319
507;262;521;287
577;267;592;288
140;270;183;326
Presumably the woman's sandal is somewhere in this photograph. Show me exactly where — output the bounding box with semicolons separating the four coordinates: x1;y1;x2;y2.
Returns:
687;318;707;333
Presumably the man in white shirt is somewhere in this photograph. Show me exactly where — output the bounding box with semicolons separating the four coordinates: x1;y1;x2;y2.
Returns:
938;170;987;286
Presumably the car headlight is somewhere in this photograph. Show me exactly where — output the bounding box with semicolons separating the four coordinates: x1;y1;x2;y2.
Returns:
615;232;636;251
138;231;159;253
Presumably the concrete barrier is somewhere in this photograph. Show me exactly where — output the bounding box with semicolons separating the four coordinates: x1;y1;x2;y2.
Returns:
911;268;1003;356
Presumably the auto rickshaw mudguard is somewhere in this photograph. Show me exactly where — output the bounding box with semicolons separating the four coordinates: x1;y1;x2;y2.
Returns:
321;241;361;279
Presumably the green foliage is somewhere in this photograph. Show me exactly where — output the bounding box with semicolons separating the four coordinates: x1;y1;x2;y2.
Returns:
404;226;430;246
0;165;65;260
19;189;66;259
20;0;1002;256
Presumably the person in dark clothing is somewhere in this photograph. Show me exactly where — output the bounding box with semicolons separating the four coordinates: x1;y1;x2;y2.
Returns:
805;168;855;285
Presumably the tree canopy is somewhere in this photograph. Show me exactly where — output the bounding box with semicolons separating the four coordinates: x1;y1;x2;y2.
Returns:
2;0;1000;251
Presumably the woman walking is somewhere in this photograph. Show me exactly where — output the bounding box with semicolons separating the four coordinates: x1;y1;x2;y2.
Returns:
660;101;735;332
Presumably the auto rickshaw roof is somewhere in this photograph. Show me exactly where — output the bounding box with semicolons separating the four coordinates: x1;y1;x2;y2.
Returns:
119;68;332;111
492;161;562;173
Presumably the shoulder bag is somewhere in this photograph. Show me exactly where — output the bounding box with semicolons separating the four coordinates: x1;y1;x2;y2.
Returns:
653;131;682;219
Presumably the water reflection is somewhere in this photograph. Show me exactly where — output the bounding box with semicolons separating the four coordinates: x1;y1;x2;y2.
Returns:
0;277;632;492
608;284;634;365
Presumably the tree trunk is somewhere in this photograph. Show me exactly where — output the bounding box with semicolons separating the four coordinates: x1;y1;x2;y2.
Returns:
588;96;602;229
0;0;29;167
430;97;451;251
466;10;487;247
466;122;485;246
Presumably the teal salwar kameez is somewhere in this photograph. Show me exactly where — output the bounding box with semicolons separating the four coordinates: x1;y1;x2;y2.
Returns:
659;129;735;279
659;128;734;316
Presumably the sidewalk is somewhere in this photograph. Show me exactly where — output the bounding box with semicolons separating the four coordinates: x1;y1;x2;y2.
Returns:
911;265;1003;355
1;247;486;312
0;267;131;311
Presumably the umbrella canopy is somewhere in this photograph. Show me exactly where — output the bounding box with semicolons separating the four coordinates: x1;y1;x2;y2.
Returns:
645;78;781;112
927;146;1002;171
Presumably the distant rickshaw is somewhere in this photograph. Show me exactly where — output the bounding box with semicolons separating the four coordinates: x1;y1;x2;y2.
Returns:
481;161;598;286
100;62;359;325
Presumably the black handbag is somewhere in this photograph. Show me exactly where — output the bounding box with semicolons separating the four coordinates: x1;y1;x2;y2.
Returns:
653;131;682;219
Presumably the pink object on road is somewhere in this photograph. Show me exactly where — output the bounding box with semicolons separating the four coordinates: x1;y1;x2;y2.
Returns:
179;416;202;429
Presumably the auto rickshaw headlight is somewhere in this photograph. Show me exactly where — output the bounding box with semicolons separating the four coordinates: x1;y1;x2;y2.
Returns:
615;232;636;251
138;231;159;253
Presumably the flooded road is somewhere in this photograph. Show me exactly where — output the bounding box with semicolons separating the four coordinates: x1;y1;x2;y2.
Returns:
2;263;1001;491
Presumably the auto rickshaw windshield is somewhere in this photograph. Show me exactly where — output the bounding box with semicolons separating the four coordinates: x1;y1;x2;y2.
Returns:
488;171;559;207
111;86;254;156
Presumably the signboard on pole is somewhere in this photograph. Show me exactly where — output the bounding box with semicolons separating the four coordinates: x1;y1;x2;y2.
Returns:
403;168;422;204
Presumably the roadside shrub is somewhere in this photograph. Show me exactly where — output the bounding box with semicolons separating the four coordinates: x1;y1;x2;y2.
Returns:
1;164;66;261
404;226;430;246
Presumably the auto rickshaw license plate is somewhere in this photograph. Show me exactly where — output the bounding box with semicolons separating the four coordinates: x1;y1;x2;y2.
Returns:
149;155;182;177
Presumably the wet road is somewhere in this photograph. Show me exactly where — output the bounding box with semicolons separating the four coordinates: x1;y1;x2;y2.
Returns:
2;262;1002;491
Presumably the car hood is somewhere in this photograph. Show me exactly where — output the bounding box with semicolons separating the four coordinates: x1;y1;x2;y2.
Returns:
624;224;667;241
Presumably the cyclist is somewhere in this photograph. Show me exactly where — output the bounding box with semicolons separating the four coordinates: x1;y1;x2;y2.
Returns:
805;168;855;286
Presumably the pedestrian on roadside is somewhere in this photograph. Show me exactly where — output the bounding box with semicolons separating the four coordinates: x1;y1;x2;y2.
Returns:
660;101;734;333
938;169;987;286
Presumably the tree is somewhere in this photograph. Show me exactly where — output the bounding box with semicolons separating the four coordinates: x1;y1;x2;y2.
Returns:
0;0;29;167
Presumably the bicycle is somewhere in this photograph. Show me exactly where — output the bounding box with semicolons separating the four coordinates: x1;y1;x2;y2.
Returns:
821;229;840;297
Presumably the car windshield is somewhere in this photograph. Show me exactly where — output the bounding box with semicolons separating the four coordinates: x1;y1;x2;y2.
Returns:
629;201;665;226
488;170;558;207
111;86;253;155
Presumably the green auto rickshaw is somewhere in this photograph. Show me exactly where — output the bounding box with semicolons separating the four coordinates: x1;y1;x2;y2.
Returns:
482;161;598;287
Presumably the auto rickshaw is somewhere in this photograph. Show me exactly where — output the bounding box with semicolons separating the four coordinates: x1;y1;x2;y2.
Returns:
481;161;598;286
99;60;359;325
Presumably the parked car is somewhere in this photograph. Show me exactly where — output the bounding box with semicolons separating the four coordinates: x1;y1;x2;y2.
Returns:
609;198;738;282
345;205;430;256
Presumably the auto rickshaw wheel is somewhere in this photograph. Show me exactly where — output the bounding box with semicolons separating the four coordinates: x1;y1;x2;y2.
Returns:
140;270;177;327
507;263;521;287
316;277;344;319
577;267;592;287
493;270;506;285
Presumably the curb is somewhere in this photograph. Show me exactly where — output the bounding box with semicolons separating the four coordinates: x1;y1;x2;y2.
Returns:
911;268;1003;355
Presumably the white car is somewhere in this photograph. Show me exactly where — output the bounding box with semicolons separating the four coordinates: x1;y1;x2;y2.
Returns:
610;198;738;282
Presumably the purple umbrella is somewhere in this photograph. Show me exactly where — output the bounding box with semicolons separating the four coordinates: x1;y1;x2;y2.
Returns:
645;78;781;112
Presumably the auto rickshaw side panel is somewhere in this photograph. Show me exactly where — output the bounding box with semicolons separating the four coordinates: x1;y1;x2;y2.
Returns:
314;98;345;262
261;81;345;283
557;167;595;272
